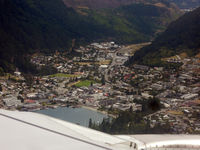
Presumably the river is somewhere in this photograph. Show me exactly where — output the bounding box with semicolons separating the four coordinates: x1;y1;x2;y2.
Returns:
35;106;110;127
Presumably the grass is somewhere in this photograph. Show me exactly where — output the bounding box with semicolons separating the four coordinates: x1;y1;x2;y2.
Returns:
168;110;183;115
74;80;95;87
0;73;21;81
162;52;188;61
99;60;111;65
179;52;188;59
75;62;94;65
196;52;200;58
67;80;80;87
75;60;111;65
119;42;151;55
49;73;80;78
162;55;179;61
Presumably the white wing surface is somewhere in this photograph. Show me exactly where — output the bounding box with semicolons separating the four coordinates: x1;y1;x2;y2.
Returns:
0;109;200;150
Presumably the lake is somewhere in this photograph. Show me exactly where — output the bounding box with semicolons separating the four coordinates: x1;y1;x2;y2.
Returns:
35;107;109;127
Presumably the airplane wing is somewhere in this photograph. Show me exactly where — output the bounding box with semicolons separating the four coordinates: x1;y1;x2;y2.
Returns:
0;109;199;150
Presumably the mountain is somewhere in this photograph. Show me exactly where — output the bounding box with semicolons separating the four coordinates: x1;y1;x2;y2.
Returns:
129;7;200;67
0;0;180;73
168;0;200;9
63;0;200;10
0;0;89;72
63;0;174;9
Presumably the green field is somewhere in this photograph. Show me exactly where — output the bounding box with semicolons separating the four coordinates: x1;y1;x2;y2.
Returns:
49;73;80;78
75;80;95;87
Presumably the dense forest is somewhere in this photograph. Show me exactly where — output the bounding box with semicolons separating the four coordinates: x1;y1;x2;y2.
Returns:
0;0;180;73
63;0;177;9
128;7;200;67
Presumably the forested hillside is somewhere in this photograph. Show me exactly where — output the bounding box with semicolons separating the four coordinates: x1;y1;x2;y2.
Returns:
63;0;175;9
129;7;200;67
0;0;180;73
0;0;87;72
168;0;200;9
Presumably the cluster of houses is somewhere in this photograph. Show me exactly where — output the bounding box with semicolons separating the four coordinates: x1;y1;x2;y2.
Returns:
99;53;200;133
127;58;200;134
0;41;200;134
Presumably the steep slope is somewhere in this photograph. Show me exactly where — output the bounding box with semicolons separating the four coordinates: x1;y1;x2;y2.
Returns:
85;3;179;43
63;0;175;9
0;0;180;73
63;0;200;9
168;0;200;9
0;0;86;71
129;7;200;66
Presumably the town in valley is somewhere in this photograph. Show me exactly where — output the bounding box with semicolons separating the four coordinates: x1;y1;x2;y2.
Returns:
0;41;200;134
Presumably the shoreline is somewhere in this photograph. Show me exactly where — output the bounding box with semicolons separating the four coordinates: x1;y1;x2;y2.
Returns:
80;105;116;118
23;103;116;118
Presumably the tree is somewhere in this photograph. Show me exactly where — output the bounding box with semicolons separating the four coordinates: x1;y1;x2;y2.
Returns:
36;78;40;84
129;105;133;113
24;74;34;86
100;118;111;133
90;82;93;87
89;118;93;128
17;95;24;103
101;75;105;85
0;67;4;76
148;97;161;111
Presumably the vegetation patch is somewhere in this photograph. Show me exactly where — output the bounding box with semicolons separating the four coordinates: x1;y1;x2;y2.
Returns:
49;73;80;78
161;55;180;61
168;110;184;115
179;52;188;59
195;52;200;58
75;80;95;87
124;42;151;55
99;60;111;65
75;60;111;65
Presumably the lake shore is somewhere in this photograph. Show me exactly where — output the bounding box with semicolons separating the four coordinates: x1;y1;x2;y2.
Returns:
35;105;112;127
80;105;116;118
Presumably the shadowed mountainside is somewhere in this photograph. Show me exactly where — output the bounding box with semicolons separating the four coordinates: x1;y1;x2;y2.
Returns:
168;0;200;9
0;0;180;73
128;7;200;67
63;0;176;9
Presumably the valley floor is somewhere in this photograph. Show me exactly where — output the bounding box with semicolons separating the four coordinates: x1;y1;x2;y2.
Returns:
0;41;200;134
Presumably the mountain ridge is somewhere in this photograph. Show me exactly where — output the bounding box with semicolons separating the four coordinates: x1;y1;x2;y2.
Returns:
63;0;200;9
168;0;200;9
0;0;180;73
129;7;200;67
63;0;176;9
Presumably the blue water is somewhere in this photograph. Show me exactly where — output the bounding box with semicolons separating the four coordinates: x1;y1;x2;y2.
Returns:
35;107;109;127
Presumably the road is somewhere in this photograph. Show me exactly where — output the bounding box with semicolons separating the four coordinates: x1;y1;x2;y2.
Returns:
104;42;151;82
104;48;120;82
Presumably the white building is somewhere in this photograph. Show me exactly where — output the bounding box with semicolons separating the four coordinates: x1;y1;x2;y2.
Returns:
181;93;198;100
